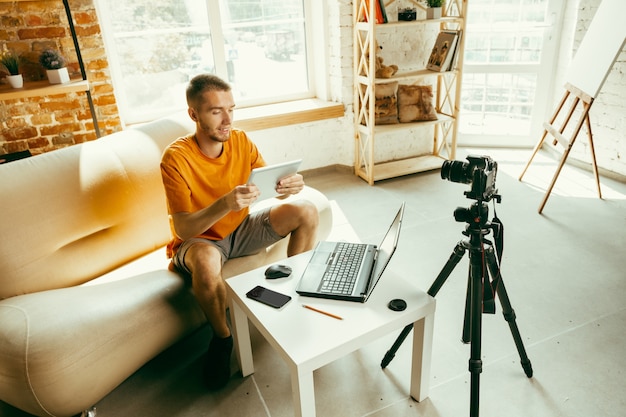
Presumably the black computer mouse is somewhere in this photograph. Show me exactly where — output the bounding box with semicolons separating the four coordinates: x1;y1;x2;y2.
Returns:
264;264;292;279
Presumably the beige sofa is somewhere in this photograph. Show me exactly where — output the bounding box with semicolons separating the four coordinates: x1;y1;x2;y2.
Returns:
0;113;332;417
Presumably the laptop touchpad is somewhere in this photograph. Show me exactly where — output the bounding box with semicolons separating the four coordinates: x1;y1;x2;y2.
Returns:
310;250;332;265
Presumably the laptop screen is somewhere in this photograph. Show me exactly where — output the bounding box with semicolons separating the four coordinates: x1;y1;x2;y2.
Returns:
366;202;405;296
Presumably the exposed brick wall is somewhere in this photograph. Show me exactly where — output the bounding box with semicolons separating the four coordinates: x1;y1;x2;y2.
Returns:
0;0;121;156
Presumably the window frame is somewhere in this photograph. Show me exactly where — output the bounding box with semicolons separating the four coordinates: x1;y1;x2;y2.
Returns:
458;0;565;148
94;0;327;126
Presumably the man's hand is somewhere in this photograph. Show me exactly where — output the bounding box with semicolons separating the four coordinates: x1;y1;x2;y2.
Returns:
171;183;260;240
276;173;305;196
227;184;260;210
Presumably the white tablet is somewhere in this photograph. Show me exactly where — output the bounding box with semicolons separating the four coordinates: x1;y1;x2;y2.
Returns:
246;159;302;202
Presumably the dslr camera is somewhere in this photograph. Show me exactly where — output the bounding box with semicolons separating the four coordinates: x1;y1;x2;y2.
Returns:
441;155;500;202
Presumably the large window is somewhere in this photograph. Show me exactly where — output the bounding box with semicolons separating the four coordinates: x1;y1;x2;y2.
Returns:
460;0;564;147
96;0;312;124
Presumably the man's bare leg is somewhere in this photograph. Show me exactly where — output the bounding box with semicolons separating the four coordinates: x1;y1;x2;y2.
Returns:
270;200;319;256
185;243;233;390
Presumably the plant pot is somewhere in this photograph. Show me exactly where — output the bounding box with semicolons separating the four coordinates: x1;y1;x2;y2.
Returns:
46;67;70;84
7;74;23;88
426;7;442;19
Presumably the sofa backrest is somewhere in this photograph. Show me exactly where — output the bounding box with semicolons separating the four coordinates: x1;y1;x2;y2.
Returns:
0;113;195;299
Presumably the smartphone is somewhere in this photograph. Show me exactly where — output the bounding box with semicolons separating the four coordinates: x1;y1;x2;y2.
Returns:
246;285;292;309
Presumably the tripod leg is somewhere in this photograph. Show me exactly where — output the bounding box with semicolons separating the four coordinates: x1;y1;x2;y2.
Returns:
468;243;484;417
428;242;466;297
485;248;533;378
381;324;412;368
462;270;472;344
381;242;467;369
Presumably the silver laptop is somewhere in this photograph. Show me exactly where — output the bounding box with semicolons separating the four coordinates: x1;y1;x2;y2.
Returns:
296;202;405;302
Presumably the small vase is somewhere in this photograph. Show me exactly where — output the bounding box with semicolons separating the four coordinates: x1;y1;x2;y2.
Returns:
46;67;70;84
426;7;442;19
7;74;23;88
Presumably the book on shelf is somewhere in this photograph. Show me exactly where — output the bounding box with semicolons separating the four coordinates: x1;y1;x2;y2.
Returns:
427;30;461;72
364;0;385;24
379;0;388;23
447;30;463;71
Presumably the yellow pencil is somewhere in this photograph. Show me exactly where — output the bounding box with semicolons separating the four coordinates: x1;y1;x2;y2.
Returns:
302;304;343;320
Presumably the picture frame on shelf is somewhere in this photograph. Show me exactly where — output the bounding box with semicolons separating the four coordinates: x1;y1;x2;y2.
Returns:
427;30;460;72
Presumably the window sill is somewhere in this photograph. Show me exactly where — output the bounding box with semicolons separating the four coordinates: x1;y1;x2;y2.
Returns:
233;99;345;132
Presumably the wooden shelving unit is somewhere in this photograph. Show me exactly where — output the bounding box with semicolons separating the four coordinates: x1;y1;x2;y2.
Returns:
0;0;100;137
353;0;467;184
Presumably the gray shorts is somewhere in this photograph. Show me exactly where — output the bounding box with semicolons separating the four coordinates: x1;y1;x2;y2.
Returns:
172;207;283;276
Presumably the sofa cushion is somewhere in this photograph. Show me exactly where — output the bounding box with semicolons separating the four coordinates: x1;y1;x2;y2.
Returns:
397;84;438;123
0;271;206;417
374;82;399;125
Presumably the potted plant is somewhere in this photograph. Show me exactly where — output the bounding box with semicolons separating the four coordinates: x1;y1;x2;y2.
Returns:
1;51;23;88
39;49;70;84
425;0;444;19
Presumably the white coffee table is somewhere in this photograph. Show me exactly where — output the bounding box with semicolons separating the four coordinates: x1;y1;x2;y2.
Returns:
226;251;435;417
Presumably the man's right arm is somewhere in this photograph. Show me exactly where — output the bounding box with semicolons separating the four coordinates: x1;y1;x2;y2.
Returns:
170;184;260;241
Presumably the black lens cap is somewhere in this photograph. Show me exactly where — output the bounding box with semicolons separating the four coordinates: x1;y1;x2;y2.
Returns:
388;298;407;311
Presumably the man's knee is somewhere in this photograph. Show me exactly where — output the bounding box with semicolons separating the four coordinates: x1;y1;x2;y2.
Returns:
296;200;319;228
272;200;319;234
186;243;223;284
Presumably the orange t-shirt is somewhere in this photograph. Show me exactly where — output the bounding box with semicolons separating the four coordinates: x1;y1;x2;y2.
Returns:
160;129;265;257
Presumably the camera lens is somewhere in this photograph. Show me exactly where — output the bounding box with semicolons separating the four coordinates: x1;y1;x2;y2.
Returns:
441;160;471;184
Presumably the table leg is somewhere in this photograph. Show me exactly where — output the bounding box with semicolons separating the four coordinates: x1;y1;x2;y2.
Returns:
229;299;254;377
410;312;435;402
290;366;316;417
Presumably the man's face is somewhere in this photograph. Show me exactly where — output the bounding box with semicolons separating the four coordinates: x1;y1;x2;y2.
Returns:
191;89;236;143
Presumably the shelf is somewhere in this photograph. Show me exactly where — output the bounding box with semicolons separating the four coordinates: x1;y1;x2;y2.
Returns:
355;17;463;31
356;113;454;136
357;69;459;85
357;154;445;183
0;79;89;100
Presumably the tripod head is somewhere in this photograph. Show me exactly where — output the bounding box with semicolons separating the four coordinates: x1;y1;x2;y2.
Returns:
454;201;490;231
441;154;502;235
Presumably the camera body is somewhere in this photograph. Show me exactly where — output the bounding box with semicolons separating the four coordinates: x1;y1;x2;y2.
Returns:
441;154;499;202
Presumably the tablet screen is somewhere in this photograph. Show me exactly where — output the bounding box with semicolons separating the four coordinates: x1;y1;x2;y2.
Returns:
246;159;302;202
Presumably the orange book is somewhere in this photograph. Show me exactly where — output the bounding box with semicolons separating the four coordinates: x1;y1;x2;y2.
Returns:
364;0;384;24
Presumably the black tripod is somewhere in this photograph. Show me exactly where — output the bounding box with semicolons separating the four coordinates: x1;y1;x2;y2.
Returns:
381;200;533;417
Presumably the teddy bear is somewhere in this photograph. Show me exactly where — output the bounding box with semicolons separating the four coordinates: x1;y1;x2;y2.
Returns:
365;41;398;79
375;54;398;79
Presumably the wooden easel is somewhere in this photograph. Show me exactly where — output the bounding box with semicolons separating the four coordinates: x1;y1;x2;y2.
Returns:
518;82;601;213
519;0;625;214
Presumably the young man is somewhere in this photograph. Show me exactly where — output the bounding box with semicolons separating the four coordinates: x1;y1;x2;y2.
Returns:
160;74;319;390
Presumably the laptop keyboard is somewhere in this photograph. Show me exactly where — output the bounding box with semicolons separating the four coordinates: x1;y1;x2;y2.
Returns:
320;242;367;295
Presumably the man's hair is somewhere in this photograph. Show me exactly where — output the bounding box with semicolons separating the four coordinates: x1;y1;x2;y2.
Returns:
186;74;231;108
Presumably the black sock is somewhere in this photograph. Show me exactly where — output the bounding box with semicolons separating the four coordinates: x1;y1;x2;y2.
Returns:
204;335;233;390
209;334;233;353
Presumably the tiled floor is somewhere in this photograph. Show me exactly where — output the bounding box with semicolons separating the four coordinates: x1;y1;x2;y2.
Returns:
2;149;625;417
